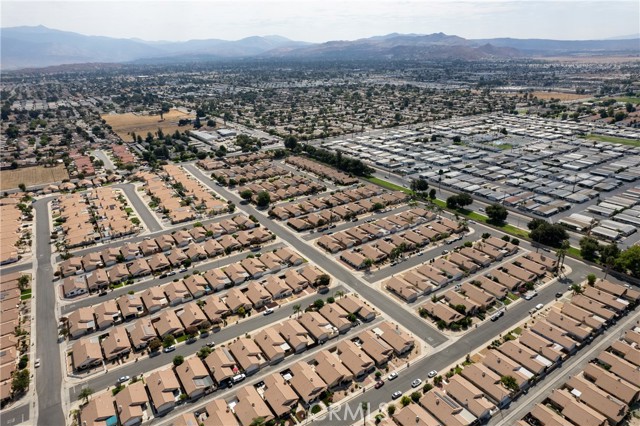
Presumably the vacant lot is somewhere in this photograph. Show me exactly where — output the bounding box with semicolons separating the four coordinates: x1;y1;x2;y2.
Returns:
0;165;69;190
102;109;195;141
530;91;591;101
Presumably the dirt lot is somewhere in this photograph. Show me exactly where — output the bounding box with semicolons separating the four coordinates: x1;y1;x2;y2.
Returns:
0;165;69;190
530;91;593;101
102;109;195;141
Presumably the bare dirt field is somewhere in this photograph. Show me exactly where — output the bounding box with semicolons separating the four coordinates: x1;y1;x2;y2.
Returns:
102;109;195;141
530;91;593;101
0;165;69;190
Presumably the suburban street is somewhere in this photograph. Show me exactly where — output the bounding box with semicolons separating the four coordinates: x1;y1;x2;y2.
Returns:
112;183;163;233
68;284;347;397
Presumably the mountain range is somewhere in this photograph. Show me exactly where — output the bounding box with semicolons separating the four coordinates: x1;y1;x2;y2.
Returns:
2;26;638;70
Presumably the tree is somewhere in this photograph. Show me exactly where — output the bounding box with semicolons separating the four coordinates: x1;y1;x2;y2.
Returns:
256;191;271;208
528;219;568;248
78;387;93;404
363;258;373;269
11;369;30;394
586;274;597;286
148;338;162;352
18;183;26;192
162;335;175;348
17;275;30;291
486;203;508;225
410;178;429;194
446;195;460;209
500;375;519;393
616;245;640;277
599;243;620;264
410;391;422;402
173;355;184;366
579;237;600;261
207;119;216;127
313;299;325;309
400;395;412;407
317;274;331;287
293;304;301;318
240;189;254;201
284;135;298;151
429;188;436;199
387;404;396;416
250;417;266;426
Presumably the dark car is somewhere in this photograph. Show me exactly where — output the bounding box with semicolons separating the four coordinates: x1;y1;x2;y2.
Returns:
555;292;563;298
374;380;384;389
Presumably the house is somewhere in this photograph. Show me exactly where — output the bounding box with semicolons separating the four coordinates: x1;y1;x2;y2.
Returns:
117;293;145;320
313;350;353;388
278;319;313;353
319;304;352;333
419;390;477;426
274;248;303;266
139;239;160;256
336;294;376;322
86;269;110;292
340;251;367;270
228;337;266;375
71;339;102;370
199;295;230;324
172;230;192;247
484;237;518;255
385;277;419;303
224;288;252;313
298;265;324;285
497;341;549;376
560;303;606;332
121;242;141;261
101;247;121;267
283;269;309;293
166;249;188;267
146;368;181;415
182;275;210;298
501;263;536;283
449;252;479;273
101;326;131;361
94;300;121;329
163;281;193;306
461;282;496;309
335;340;375;378
128;319;157;350
178;302;207;329
201;400;239;426
393;403;442;426
289;361;327;405
255;327;290;364
460;363;511;408
175;356;214;400
433;258;464;280
516;257;547;278
524;251;557;271
141;287;168;314
233;386;274;426
184;244;207;261
108;263;130;284
445;375;496;422
472;276;508;300
375;322;415;356
60;257;84;277
67;307;96;339
81;252;104;272
80;393;116;426
459;247;492;267
148;253;170;272
546;309;592;342
245;282;272;308
258;252;286;274
356;330;393;366
298;311;338;344
518;330;564;365
487;269;521;291
204;347;238;385
531;320;578;353
62;276;88;298
127;259;151;278
416;264;450;288
202;268;231;292
223;263;249;285
422;301;464;326
153;310;183;338
264;276;292;299
583;363;639;405
115;380;149;426
262;373;299;418
564;375;628;425
203;239;224;258
546;389;607;426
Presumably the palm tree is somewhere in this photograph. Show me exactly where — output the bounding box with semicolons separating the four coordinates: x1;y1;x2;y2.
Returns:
334;290;345;299
292;304;301;318
78;387;93;405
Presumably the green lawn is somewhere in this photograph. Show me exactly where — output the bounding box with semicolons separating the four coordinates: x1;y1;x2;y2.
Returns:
365;177;412;195
584;134;640;147
612;96;640;104
20;293;32;300
567;246;581;258
495;143;513;150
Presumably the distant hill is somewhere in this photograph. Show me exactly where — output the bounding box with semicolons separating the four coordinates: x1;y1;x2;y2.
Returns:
1;26;638;70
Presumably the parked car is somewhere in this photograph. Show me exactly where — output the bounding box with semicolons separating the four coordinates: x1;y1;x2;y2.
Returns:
388;372;398;381
263;308;274;316
34;359;40;368
411;379;423;388
163;345;176;353
374;380;384;389
391;391;403;399
428;370;438;378
118;376;130;384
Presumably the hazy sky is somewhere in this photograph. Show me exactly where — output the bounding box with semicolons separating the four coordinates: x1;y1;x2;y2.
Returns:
2;0;639;42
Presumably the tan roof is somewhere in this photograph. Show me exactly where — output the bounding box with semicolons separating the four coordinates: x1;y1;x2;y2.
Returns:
530;403;569;426
314;349;352;386
234;385;274;426
101;326;131;359
205;348;238;383
289;361;326;403
146;368;181;410
419;390;476;426
72;339;102;368
375;322;415;354
583;363;639;405
336;340;374;376
262;373;299;417
393;403;442;426
80;393;115;426
548;388;607;426
115;381;148;425
255;327;289;361
175;356;214;397
228;337;265;372
277;319;313;350
460;363;511;405
445;375;496;419
565;375;628;424
203;399;239;426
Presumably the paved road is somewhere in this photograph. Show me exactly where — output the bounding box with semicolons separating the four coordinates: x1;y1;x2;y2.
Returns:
0;261;33;275
185;163;449;348
33;197;64;426
112;183;163;233
91;150;115;171
60;242;284;315
68;285;346;398
0;403;30;426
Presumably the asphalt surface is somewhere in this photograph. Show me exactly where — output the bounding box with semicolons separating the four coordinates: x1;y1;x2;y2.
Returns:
0;261;33;275
184;163;449;347
60;241;284;315
68;284;346;397
112;183;163;233
34;196;63;426
91;150;115;171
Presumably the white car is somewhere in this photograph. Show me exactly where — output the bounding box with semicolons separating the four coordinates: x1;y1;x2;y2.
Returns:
387;372;398;381
118;376;130;384
391;391;403;400
263;308;274;316
428;370;438;378
163;345;176;353
535;303;544;311
34;359;40;368
411;379;423;388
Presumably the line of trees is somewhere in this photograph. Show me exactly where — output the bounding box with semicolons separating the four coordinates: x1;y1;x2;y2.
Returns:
300;144;374;177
